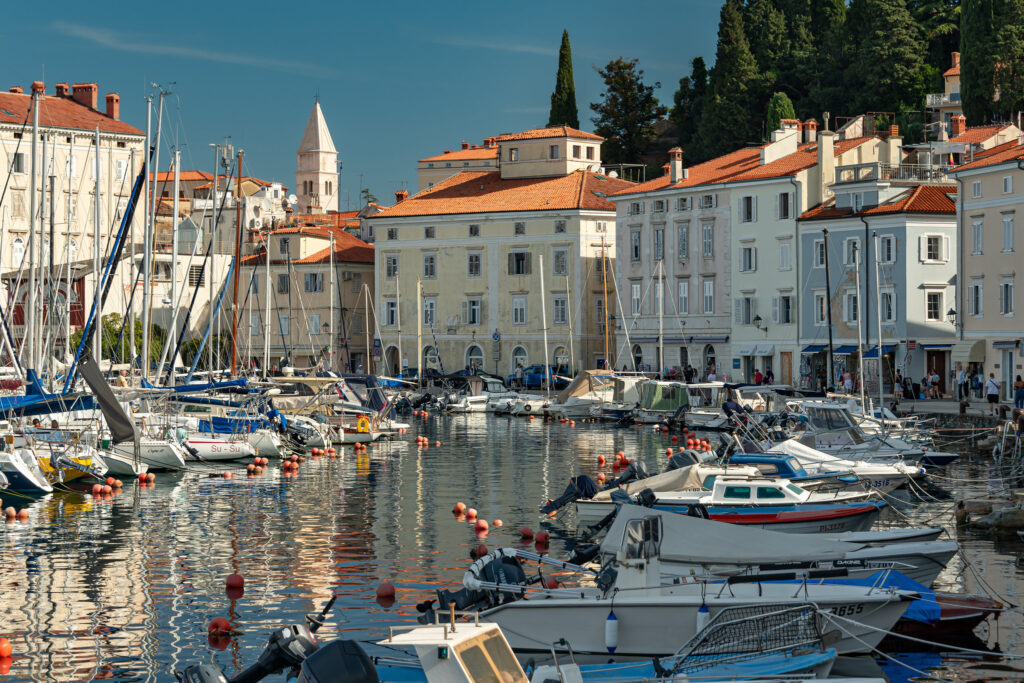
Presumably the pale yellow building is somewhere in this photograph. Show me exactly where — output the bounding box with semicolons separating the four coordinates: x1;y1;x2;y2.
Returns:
372;126;632;376
417;138;499;192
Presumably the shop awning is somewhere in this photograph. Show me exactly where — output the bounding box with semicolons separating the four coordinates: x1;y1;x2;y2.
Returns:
736;343;757;356
832;345;859;355
993;339;1020;349
692;335;729;343
921;343;952;350
802;344;826;354
861;344;896;359
754;343;775;356
951;340;985;362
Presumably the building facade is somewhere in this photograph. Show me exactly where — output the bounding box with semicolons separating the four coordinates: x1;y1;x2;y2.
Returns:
417;139;499;192
371;126;631;376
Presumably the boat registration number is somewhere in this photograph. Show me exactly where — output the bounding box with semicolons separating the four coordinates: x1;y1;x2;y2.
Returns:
831;603;864;616
868;480;890;488
817;521;847;532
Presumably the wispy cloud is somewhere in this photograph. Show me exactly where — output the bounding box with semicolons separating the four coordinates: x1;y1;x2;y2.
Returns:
53;22;334;76
431;36;556;56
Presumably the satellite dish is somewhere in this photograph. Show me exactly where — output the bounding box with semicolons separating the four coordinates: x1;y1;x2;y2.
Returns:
288;194;298;205
261;198;272;212
608;170;619;178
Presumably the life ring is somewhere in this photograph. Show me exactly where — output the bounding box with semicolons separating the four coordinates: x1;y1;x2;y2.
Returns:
356;416;371;433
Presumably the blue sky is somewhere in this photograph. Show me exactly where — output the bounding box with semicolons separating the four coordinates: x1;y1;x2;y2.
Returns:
7;1;724;208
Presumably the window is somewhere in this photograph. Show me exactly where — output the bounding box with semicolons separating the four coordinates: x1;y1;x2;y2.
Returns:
880;235;896;263
274;272;288;293
549;144;559;159
11;191;25;218
384;300;398;326
586;146;594;160
653;281;663;315
631;283;641;315
702;222;714;257
309;313;321;335
880;288;896;322
702;279;714;314
972;219;984;254
509;148;518;162
11;238;25;267
553;295;568;325
844;238;860;265
595;221;608;233
925;235;943;261
572;144;581;159
249;313;261;337
467;252;481;277
509;251;531;275
777;191;791;220
677;280;689;315
757;487;787;500
972;181;982;198
512;296;527;325
740;245;757;272
304;272;323;292
698;194;716;209
925;291;943;321
553;248;568;276
676;197;690;211
555;219;567;233
189;265;205;287
423;254;436;278
653;227;664;260
1004;175;1013;194
594;297;605;325
1003;213;1015;252
514;222;526;235
631;230;641;261
723;486;751;500
1000;278;1015;315
813;239;825;268
653;199;666;213
280;237;291;254
777;294;792;324
843;290;858;322
424;226;435;239
778;241;791;270
740;195;756;222
385;255;399;278
462;298;482;325
968;280;983;317
115;159;127;182
737;296;755;325
469;224;480;237
677;222;689;259
386;228;397;240
277;313;290;336
12;152;25;174
814;292;827;325
423;297;436;327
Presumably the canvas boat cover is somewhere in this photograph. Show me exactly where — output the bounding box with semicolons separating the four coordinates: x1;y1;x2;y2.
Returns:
589;465;706;502
639;381;690;412
602;505;861;564
555;370;615;403
768;438;849;465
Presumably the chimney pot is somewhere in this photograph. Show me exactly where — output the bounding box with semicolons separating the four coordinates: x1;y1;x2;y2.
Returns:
443;149;452;155
55;83;69;97
662;163;670;177
71;83;98;110
803;118;818;143
31;81;44;95
951;114;967;138
668;147;684;183
889;124;899;138
105;93;120;120
952;51;960;67
395;189;409;203
461;141;470;150
9;86;23;94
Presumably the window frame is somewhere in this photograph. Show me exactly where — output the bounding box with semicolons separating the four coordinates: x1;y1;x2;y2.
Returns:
467;251;482;278
512;295;527;326
701;222;714;258
384;254;399;279
677;279;689;315
553;294;568;325
925;290;943;322
422;253;437;279
1002;213;1015;253
676;222;689;260
702;278;714;314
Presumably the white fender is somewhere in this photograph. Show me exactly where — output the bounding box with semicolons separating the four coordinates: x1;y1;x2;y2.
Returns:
605;610;618;654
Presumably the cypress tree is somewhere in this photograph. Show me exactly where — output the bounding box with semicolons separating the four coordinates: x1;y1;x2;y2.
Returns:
548;30;579;128
766;92;797;132
695;0;762;160
961;0;996;123
670;57;708;153
992;0;1024;120
846;0;926;115
589;58;667;164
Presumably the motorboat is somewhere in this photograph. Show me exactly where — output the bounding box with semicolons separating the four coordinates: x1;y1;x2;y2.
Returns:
508;395;552;416
0;446;53;493
590;374;646;420
546;370;615;418
631;380;689;424
765;438;924;493
443;375;516;413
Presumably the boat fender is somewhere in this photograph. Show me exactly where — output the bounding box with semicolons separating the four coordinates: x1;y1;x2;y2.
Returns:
696;603;710;632
605;610;618;654
356;417;371;433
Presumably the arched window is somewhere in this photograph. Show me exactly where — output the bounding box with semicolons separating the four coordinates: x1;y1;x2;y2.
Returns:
423;345;439;370
511;346;528;371
553;346;568;372
632;344;643;371
466;344;484;373
12;238;25;267
704;344;717;375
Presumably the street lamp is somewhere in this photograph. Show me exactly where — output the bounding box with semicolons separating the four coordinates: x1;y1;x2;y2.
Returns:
946;307;960;329
753;314;768;334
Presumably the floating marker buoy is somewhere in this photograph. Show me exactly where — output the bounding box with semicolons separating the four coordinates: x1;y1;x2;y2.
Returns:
246;464;255;473
474;519;489;532
535;530;550;545
16;509;28;522
492;519;503;527
597;472;606;483
435;441;441;447
3;507;15;520
105;477;115;487
147;473;155;483
666;448;673;456
0;638;11;658
598;455;606;466
454;502;467;514
208;617;232;635
528;415;535;421
225;574;244;589
254;466;263;475
375;581;396;599
102;485;112;495
616;451;624;459
519;527;534;539
569;421;575;427
672;435;678;443
223;471;232;480
91;485;102;496
466;508;477;520
113;479;123;488
139;472;148;482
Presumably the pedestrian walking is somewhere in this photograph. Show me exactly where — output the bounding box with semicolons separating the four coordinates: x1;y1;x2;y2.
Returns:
957;365;967;401
985;373;1001;415
1014;374;1024;410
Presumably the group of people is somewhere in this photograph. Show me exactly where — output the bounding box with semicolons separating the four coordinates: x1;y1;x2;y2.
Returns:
750;367;775;385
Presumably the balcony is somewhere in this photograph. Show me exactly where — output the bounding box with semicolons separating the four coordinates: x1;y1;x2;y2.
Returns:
926;92;961;108
835;162;948;185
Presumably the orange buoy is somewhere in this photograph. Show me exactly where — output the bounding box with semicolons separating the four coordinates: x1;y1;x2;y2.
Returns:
222;471;232;480
616;451;625;459
3;507;15;520
105;477;115;486
91;484;102;496
16;509;29;521
208;617;232;635
519;527;534;539
528;415;535;421
375;581;396;599
492;519;503;527
466;508;478;520
474;519;489;532
535;530;550;545
246;464;255;473
254;466;263;475
102;485;112;495
598;455;606;466
453;502;467;514
147;473;155;483
225;573;244;589
435;441;441;447
596;472;606;483
666;448;673;456
0;638;11;658
113;479;123;488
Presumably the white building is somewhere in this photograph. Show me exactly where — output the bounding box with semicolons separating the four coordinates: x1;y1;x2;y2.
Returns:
295;102;338;214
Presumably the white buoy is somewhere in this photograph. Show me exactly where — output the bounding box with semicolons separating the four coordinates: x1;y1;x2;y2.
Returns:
696;603;710;632
605;610;619;653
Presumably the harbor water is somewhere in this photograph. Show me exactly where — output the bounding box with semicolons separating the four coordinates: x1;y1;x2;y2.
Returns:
1;413;1022;681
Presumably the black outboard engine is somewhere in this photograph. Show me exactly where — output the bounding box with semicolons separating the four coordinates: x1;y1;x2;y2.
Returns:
665;451;700;470
294;640;379;683
540;475;599;513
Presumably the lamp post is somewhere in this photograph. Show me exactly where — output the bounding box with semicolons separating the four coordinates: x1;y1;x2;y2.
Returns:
753;314;768;335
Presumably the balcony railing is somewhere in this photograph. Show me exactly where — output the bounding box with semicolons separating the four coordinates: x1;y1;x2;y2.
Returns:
926;92;962;108
836;162;948;184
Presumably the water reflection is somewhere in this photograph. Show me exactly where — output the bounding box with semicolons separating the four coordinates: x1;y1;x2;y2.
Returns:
0;414;1021;681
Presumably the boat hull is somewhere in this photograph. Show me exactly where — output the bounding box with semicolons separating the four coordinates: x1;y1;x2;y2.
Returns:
113;440;188;471
185;438;255;461
0;451;52;493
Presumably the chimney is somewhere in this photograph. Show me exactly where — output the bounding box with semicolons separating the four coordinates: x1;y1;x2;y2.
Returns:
668;147;686;183
889;125;899;138
55;83;69;97
461;141;470;150
72;83;98;110
951;114;967;138
105;93;120;120
804;118;818;143
395;189;409;203
951;51;960;68
887;129;904;168
817;126;836;205
9;86;23;94
662;163;670;177
31;81;44;95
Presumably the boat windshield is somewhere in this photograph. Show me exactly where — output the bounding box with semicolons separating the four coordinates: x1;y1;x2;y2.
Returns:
455;630;528;683
786;483;806;495
804;407;855;431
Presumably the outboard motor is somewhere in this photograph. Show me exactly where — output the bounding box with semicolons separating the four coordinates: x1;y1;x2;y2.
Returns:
665;451;700;470
294;640;379;683
417;552;529;624
540;475;599;513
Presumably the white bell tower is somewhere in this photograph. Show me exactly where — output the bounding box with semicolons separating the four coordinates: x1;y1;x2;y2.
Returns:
296;101;338;214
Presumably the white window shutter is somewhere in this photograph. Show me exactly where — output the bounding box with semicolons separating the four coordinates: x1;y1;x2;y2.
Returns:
734;298;742;324
751;247;757;271
942;235;950;261
979;284;983;315
918;235;925;262
771;296;779;323
788;192;794;217
752;196;757;221
774;193;780;219
460;300;468;324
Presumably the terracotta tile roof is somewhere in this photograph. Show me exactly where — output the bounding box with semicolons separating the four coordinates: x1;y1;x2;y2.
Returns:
289;212;360;229
948;123;1012;144
612;137;877;196
800;184;957;220
943;64;961;77
0;91;143;136
150;170;213;182
951;141;1024;172
372;170;633;218
194;175;276;190
241;229;373;265
420;146;499;163
494;126;603;142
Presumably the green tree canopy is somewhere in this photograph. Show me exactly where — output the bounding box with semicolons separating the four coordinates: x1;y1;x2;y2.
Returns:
670;57;708;154
766;92;797;133
69;314;166;367
589;58;667;165
548;29;579;128
845;0;927;114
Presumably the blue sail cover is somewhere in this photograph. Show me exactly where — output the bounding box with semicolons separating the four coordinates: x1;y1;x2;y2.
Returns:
772;570;939;624
141;378;250;393
198;415;271;434
0;368;97;417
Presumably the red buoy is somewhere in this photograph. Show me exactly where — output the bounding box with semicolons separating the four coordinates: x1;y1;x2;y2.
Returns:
671;435;678;443
225;573;244;589
0;638;11;658
105;477;115;486
466;508;477;520
453;501;467;514
492;519;503;527
3;507;15;520
208;617;232;635
598;455;606;466
474;519;489;532
375;581;396;599
147;473;156;483
113;479;123;488
519;527;534;539
535;530;550;545
542;576;559;589
597;472;606;483
435;441;441;447
102;485;113;495
666;448;673;456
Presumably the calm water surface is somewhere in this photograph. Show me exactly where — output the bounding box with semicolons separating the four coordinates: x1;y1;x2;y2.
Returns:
1;414;1022;681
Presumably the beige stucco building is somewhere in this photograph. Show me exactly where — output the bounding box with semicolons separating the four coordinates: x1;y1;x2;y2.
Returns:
371;126;631;376
417;139;499;192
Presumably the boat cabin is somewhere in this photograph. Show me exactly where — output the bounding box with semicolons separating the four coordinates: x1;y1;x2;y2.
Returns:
786;400;867;448
380;621;532;683
637;381;689;413
705;476;811;505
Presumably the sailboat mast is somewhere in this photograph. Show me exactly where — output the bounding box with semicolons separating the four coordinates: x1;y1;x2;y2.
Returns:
873;232;885;425
658;260;664;379
395;275;402;375
65;134;74;366
168;149;180;383
853;242;866;406
364;284;371;374
564;273;574;374
47;167;55;389
601;235;609;370
93;127;102;369
230;149;243;376
38;132;48;375
823;228;835;391
263;229;271;377
208;144;218;374
143;93;164;381
416;278;422;387
329;235;335;372
540;253;550;394
26;90;38;374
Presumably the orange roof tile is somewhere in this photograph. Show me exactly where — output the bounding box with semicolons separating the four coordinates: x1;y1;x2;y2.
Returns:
241;229;373;265
420;146;499;163
800;184;957;221
150;170;213;183
0;91;143;136
943;64;961;77
372;170;633;218
948;123;1012;144
494;126;603;142
951;141;1024;172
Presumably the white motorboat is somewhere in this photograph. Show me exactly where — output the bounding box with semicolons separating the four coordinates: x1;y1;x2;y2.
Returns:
113;437;188;471
766;438;923;493
184;437;255;461
0;447;53;493
632;380;690;424
248;429;284;457
508;395;552;416
546;370;615;418
444;375;516;413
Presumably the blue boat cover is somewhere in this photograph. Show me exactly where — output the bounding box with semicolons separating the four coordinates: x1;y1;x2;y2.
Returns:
142;378;249;393
773;570;939;624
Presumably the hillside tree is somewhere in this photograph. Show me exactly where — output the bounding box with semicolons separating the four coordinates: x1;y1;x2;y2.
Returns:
548;30;580;128
590;58;667;165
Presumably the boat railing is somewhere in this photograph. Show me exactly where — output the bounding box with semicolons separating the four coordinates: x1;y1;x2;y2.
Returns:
385;606;481;642
994;420;1023;471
